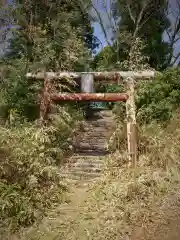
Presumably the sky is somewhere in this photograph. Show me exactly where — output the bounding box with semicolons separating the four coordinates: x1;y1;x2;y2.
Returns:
91;0;113;51
92;22;107;50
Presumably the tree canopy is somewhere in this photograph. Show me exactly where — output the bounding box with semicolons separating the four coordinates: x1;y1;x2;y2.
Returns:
93;0;173;71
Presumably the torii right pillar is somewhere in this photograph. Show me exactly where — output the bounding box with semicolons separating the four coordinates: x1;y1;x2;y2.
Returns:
125;77;137;168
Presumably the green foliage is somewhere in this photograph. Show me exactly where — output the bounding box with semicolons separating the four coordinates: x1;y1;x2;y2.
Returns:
93;35;151;73
0;183;35;228
93;0;171;71
0;105;82;232
5;0;95;72
119;37;150;71
0;0;92;236
136;68;180;123
92;46;116;71
0;124;65;230
0;58;42;120
114;0;171;70
0;0;96;122
98;83;125;109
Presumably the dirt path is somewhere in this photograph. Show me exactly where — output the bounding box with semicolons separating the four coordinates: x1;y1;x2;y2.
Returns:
132;191;180;240
18;110;115;240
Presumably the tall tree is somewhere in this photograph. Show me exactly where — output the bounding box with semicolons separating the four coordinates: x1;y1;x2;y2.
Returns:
5;0;98;71
0;0;98;119
0;0;13;55
113;0;171;70
91;0;171;71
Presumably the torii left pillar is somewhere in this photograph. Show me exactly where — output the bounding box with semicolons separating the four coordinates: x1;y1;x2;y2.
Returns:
39;75;52;124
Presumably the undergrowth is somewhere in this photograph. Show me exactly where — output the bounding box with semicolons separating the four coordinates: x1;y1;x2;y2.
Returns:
81;111;180;239
30;110;180;240
0;105;82;236
19;110;180;240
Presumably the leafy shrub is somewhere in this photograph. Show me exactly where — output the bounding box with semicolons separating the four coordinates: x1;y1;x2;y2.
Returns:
136;68;180;123
0;123;66;230
0;59;42;121
0;106;82;233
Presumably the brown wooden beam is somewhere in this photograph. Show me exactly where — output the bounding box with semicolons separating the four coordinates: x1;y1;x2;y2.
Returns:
26;71;155;81
51;93;128;102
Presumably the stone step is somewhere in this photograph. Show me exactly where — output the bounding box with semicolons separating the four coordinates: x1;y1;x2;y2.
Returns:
59;179;94;189
72;162;105;168
90;115;114;120
75;150;109;156
83;138;107;141
69;162;105;168
98;110;114;117
83;127;113;131
77;144;107;148
82;128;113;133
75;142;107;145
77;142;107;146
69;171;102;178
70;167;102;173
63;162;104;171
79;139;108;143
79;135;108;139
75;149;109;155
91;117;114;122
86;120;114;124
60;112;114;183
90;125;114;129
69;155;105;161
75;145;107;151
61;171;102;180
82;134;108;138
63;178;97;188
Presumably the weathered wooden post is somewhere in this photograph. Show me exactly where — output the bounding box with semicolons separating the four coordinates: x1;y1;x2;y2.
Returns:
125;77;137;168
126;77;137;168
39;74;52;124
81;73;94;118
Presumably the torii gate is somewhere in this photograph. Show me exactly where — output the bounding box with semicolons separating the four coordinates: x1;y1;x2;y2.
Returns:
26;71;155;168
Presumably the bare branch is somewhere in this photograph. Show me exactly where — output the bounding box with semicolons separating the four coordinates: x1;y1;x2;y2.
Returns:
102;0;117;35
165;0;180;65
91;2;113;48
171;52;180;65
127;4;136;24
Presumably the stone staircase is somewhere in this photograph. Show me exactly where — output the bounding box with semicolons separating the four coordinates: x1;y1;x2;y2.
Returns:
18;110;116;240
61;110;115;186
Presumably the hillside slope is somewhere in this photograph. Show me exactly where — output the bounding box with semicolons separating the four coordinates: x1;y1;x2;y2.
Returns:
11;111;180;240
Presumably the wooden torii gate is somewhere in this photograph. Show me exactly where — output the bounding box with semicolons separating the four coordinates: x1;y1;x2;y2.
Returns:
26;71;155;167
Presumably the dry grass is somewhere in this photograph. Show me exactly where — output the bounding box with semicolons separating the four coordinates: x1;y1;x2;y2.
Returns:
81;111;180;239
16;111;180;240
0;106;83;238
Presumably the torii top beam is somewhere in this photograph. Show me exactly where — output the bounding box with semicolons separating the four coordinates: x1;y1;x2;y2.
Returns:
26;71;155;82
